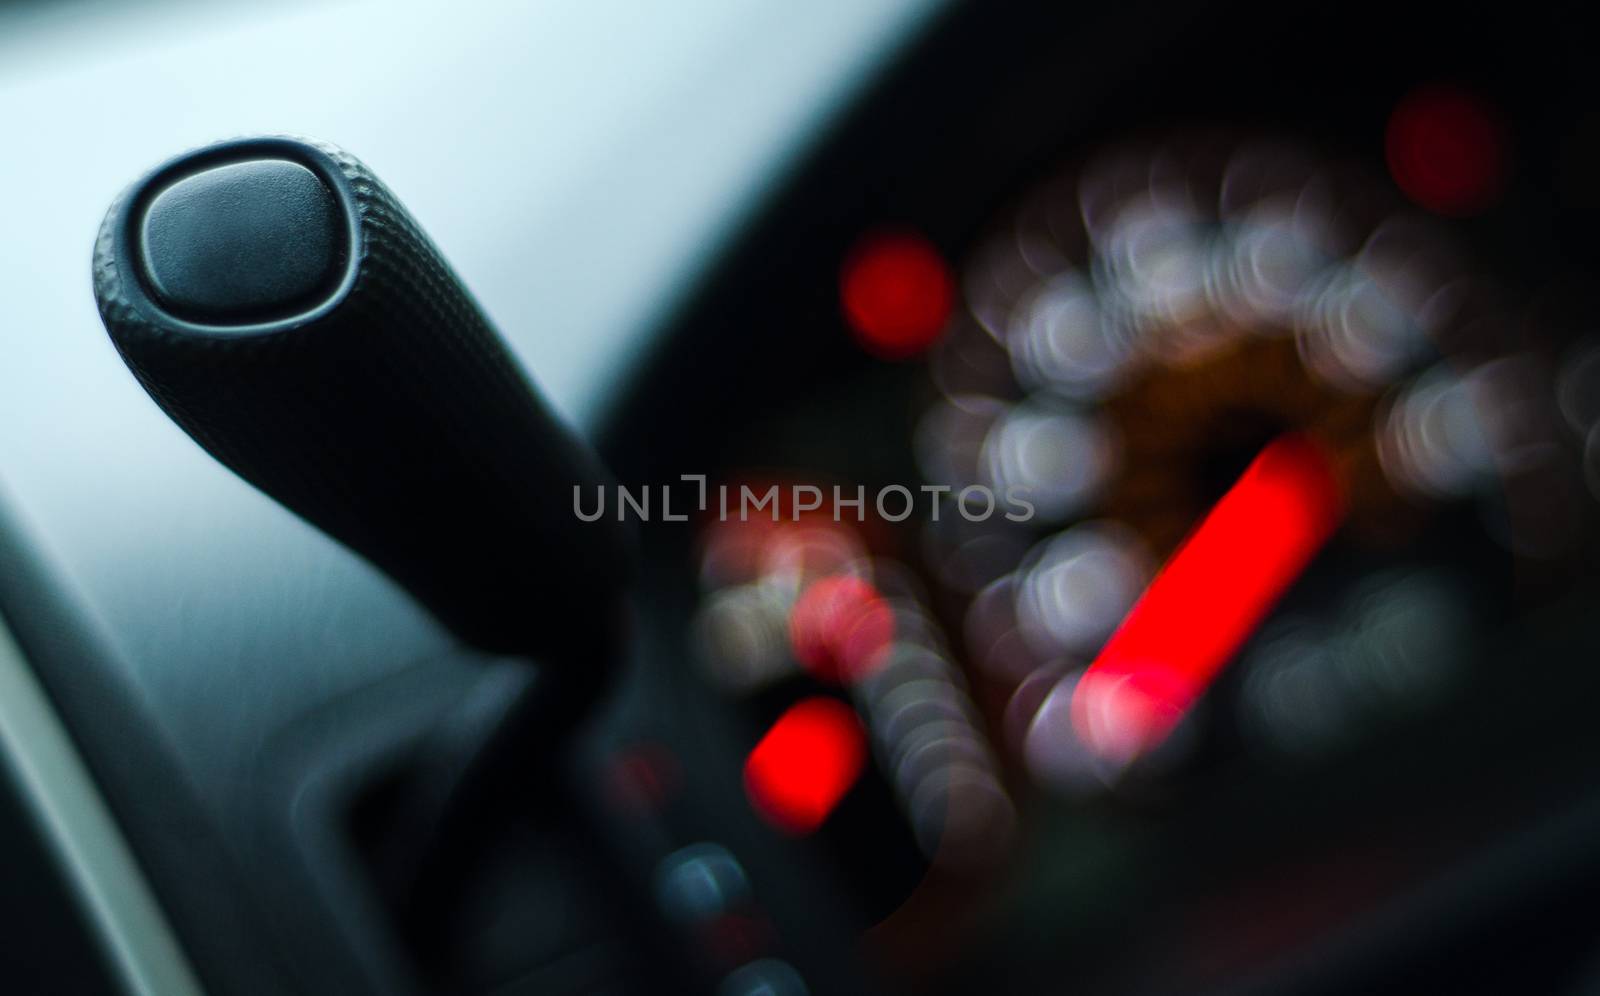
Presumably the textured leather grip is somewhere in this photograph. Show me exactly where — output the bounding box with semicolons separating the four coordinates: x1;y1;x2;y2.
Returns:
92;137;631;663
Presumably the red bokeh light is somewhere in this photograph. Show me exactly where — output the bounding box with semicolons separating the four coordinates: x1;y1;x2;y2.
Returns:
1073;435;1344;761
840;230;954;359
788;574;894;684
743;697;867;835
1386;84;1508;217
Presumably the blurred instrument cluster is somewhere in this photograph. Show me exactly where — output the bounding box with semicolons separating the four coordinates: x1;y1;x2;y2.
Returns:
675;113;1600;987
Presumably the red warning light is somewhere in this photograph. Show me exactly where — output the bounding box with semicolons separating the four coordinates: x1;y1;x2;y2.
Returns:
1386;84;1508;217
788;574;894;685
840;230;954;359
743;697;867;835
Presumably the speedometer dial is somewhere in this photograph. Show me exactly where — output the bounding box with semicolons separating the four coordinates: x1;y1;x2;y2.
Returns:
686;124;1593;908
923;133;1577;791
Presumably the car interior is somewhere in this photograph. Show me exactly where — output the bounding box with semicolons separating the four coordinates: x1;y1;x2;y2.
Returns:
3;1;1600;994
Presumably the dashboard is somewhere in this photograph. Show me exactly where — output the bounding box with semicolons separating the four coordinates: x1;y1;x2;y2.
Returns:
3;2;1600;995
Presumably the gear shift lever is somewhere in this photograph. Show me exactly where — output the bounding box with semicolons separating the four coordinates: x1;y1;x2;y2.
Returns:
92;137;631;667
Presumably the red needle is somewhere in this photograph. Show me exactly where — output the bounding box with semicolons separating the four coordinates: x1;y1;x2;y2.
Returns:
1071;434;1345;764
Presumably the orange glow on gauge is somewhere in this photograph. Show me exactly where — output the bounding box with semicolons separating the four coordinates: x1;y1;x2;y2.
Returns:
1386;85;1508;217
744;697;867;834
1073;435;1344;763
840;230;954;359
788;574;895;684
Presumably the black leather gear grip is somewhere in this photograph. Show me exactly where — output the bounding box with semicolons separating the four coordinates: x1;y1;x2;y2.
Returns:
92;137;631;664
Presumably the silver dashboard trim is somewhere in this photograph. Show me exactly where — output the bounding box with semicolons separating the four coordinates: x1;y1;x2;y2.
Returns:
0;615;204;996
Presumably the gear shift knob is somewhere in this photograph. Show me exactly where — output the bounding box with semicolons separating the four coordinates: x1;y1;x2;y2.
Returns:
92;137;630;664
